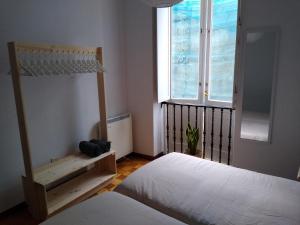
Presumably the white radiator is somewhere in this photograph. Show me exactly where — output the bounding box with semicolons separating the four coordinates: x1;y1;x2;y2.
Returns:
107;113;133;160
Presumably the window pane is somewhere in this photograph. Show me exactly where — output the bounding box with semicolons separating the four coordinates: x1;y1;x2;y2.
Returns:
171;0;201;99
209;0;238;102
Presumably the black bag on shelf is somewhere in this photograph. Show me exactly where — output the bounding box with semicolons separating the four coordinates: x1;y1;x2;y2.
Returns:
79;140;111;157
90;139;111;153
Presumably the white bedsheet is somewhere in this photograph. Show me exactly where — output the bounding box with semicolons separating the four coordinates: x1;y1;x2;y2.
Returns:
116;152;300;225
40;192;186;225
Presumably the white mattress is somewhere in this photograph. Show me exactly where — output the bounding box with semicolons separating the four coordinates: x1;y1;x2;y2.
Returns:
40;192;186;225
115;152;300;225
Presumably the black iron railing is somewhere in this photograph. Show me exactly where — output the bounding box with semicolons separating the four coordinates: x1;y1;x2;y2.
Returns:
161;101;234;165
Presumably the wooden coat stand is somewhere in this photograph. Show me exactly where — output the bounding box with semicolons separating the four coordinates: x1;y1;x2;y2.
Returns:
7;42;116;220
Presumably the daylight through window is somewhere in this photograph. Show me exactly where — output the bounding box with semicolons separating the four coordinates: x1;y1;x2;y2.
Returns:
166;0;238;104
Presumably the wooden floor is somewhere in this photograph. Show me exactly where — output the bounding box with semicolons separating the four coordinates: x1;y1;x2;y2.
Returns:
0;155;149;225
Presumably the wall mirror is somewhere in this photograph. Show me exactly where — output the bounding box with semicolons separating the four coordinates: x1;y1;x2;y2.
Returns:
240;27;280;142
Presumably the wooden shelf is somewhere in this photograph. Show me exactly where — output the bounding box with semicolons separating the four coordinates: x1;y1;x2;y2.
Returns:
47;170;114;215
22;151;116;220
34;151;114;187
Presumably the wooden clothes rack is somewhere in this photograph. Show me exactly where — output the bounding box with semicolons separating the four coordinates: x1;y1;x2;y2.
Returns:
7;42;116;220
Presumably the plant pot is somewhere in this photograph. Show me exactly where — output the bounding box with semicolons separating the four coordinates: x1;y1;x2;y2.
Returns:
188;148;197;156
186;148;202;157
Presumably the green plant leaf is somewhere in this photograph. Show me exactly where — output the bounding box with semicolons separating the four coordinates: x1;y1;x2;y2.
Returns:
186;123;200;154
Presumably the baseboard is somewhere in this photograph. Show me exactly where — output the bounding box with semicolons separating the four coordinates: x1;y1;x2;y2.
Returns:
0;202;27;218
129;152;164;160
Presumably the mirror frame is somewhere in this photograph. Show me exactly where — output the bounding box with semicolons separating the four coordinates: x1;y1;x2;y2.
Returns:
239;26;281;143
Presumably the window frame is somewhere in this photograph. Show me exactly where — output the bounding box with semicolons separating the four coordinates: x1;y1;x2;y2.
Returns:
169;1;204;105
157;0;239;108
204;0;235;108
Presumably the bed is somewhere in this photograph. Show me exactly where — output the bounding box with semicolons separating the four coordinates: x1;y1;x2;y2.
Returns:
40;192;186;225
115;152;300;225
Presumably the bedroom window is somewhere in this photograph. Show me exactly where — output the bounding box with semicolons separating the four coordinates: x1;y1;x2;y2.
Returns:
171;0;201;100
157;0;238;106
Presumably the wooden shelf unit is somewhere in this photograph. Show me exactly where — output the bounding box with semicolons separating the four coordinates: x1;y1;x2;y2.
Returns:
33;151;115;188
47;170;115;215
22;151;116;219
7;42;116;220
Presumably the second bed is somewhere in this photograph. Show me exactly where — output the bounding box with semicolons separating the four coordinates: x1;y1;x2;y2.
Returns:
41;191;185;225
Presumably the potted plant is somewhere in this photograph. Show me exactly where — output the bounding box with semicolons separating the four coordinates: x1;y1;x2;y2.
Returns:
186;123;199;155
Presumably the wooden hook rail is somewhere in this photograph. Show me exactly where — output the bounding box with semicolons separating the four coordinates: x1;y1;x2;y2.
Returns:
7;42;114;220
13;42;104;76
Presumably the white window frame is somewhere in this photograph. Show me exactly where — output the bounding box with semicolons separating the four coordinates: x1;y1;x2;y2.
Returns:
157;0;239;108
204;0;234;108
157;7;171;103
168;1;205;105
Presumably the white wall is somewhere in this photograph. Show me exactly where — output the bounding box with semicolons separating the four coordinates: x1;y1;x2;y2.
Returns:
0;0;127;212
233;0;300;180
123;0;159;156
